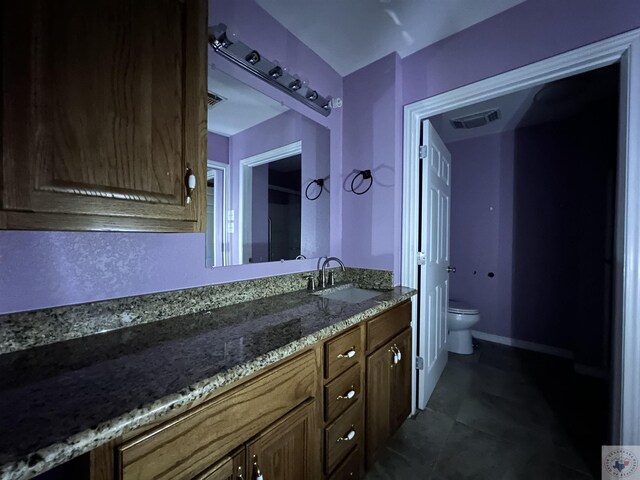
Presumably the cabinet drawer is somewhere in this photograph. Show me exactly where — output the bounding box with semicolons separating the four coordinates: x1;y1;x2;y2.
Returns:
324;400;363;473
118;350;317;480
367;301;411;352
328;446;362;480
325;327;362;380
324;364;361;423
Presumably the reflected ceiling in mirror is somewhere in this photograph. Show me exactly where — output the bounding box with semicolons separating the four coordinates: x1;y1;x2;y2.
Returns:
206;65;330;267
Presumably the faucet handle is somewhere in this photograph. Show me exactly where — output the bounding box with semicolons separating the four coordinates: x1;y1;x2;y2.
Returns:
307;275;317;291
328;270;335;286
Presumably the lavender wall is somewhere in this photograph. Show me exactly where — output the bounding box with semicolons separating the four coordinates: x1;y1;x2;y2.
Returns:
341;0;640;280
341;53;403;278
449;97;617;367
228;110;330;264
448;132;514;339
207;132;229;165
402;0;640;105
0;0;342;314
511;110;617;367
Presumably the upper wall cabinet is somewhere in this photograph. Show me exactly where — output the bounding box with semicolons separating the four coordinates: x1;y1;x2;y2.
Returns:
1;0;208;232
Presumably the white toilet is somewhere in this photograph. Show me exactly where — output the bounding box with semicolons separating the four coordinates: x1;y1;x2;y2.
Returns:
447;300;481;354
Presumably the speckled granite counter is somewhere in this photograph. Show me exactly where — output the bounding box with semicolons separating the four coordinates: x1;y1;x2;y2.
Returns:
0;284;415;480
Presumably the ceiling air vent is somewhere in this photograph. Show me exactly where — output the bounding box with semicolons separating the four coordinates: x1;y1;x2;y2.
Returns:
450;109;501;129
207;91;225;110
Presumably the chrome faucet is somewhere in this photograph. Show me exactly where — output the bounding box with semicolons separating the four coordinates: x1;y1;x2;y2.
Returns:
319;256;346;289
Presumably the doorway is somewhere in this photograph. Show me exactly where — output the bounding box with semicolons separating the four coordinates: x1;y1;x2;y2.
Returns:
402;30;640;445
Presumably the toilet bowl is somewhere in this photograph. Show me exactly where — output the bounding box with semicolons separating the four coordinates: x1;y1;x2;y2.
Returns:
447;300;480;355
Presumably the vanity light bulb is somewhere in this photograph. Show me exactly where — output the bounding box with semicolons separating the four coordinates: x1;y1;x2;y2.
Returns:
289;79;302;91
269;66;283;79
306;90;318;101
245;50;260;65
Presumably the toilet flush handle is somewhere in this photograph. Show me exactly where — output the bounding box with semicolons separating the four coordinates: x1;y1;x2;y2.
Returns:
446;266;456;273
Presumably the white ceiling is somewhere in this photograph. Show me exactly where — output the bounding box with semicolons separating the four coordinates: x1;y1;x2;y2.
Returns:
207;65;288;136
256;0;525;76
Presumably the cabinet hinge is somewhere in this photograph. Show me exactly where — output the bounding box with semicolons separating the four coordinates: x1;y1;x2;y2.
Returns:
419;145;428;159
417;252;426;266
416;356;425;370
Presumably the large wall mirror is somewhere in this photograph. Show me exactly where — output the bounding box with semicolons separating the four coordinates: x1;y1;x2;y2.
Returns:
206;64;330;267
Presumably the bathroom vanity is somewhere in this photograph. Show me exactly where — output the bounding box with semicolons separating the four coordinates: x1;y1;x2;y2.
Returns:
0;275;415;480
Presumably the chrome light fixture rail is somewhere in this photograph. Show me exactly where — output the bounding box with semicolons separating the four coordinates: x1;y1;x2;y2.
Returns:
208;24;332;117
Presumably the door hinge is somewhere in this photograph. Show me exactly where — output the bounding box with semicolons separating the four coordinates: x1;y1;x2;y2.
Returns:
416;356;425;370
417;251;426;265
419;145;428;159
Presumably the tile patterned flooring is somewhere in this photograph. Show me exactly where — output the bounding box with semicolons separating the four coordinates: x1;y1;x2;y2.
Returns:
365;341;607;480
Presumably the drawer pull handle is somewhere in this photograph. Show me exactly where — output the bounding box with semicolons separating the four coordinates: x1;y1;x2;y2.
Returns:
337;347;356;359
252;455;264;480
337;386;356;400
390;346;400;367
393;344;402;362
336;426;356;443
237;466;244;480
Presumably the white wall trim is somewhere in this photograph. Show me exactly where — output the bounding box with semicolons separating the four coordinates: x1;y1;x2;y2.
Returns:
402;28;640;443
206;161;230;267
472;331;609;379
238;141;302;263
470;330;574;359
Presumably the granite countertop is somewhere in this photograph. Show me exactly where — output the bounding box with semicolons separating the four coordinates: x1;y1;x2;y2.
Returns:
0;284;415;480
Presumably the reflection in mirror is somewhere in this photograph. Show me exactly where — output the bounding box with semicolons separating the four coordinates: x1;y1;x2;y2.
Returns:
206;65;330;267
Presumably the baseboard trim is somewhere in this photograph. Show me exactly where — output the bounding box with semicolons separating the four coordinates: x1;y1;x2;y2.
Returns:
471;330;574;359
471;330;609;379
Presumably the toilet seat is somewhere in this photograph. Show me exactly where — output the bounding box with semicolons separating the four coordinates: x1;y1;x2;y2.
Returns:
448;300;479;315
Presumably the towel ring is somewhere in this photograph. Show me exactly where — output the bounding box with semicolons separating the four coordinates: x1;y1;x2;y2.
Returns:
305;178;324;200
350;170;373;195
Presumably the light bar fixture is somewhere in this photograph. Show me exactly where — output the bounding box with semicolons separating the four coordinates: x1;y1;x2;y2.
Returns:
208;24;332;117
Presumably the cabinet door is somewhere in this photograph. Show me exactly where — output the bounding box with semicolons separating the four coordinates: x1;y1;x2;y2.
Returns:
2;0;207;232
366;327;412;466
390;328;412;434
365;340;393;465
194;448;246;480
247;400;319;480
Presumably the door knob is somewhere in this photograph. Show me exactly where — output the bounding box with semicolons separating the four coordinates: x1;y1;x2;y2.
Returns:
446;266;456;273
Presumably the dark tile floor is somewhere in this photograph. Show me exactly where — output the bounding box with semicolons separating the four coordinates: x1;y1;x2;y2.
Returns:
365;341;607;480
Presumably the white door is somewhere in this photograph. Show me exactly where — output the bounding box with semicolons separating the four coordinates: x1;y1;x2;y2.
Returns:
417;120;451;410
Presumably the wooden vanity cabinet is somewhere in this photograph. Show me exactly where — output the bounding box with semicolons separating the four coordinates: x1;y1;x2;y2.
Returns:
365;302;412;467
116;350;320;480
193;448;245;480
322;326;366;478
1;0;207;232
86;300;412;480
247;400;317;480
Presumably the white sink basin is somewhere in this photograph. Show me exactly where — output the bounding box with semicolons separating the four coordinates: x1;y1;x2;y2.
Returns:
317;287;382;303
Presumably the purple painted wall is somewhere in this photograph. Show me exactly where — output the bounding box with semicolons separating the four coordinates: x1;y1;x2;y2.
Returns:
3;0;639;314
448;132;514;340
341;53;403;278
402;0;640;105
0;0;342;314
341;0;640;281
449;94;617;366
227;110;330;264
207;132;229;165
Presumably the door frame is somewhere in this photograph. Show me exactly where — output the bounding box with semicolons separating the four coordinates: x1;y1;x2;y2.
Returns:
402;28;640;444
238;141;302;263
206;160;230;267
